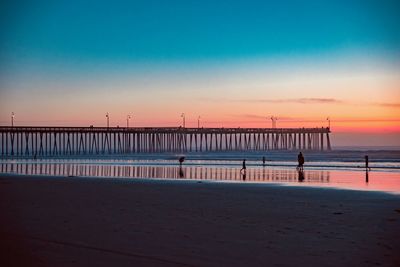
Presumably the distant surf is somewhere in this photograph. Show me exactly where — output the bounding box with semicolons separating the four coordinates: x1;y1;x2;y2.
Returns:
2;149;400;172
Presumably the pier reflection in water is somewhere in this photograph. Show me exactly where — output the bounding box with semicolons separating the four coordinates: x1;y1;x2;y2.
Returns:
0;162;330;183
2;162;400;193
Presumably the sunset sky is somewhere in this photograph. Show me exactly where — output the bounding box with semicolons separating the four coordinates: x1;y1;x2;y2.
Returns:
0;0;399;146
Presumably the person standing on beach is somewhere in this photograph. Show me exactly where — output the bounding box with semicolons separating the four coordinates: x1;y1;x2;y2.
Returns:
297;152;304;170
262;156;266;166
365;155;370;170
240;159;246;172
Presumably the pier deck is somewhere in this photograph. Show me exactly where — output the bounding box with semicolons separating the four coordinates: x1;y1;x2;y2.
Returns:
0;126;331;156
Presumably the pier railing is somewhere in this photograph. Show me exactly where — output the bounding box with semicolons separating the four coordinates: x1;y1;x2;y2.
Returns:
0;126;331;156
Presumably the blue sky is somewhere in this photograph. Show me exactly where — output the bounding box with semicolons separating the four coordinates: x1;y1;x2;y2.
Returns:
1;0;399;65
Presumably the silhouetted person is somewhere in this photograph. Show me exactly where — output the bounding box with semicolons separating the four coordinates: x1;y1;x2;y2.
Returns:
179;156;185;166
240;159;246;172
262;156;266;166
365;155;370;170
297;152;304;171
298;170;305;182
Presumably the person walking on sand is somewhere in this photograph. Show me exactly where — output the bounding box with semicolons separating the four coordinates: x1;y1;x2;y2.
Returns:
240;159;247;173
297;152;305;171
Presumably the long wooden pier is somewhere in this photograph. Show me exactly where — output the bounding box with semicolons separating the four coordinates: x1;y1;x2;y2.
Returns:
0;126;331;156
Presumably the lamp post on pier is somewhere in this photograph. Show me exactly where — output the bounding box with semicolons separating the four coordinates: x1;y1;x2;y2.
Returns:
197;116;201;128
181;113;185;128
270;116;278;128
127;114;131;128
327;117;331;129
106;112;109;128
11;112;15;127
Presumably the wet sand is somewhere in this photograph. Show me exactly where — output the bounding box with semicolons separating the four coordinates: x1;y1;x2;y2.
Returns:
1;175;399;267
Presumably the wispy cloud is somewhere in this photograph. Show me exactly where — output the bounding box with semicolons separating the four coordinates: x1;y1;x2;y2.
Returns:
372;102;400;108
239;114;296;120
238;98;343;104
198;97;344;104
196;97;229;103
231;114;400;123
331;118;400;123
198;97;400;109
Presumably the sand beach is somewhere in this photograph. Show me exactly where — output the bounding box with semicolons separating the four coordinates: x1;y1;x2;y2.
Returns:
1;175;399;267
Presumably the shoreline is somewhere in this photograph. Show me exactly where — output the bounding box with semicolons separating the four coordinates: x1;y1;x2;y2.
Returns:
1;155;400;174
1;162;399;194
1;175;400;266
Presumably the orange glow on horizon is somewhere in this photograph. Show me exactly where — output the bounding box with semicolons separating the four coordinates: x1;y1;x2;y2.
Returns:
1;55;399;141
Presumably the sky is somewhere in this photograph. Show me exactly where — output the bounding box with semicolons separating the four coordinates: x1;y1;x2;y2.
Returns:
0;0;399;146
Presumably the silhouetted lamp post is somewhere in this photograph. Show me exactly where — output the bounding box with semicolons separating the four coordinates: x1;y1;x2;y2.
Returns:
197;116;201;128
270;116;277;128
327;117;331;129
181;113;185;128
106;112;109;128
11;112;15;127
127;114;131;128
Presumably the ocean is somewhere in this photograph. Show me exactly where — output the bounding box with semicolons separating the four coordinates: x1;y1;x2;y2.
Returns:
1;148;399;194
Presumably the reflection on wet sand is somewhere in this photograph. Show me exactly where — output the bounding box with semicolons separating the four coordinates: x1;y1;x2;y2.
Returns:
2;162;400;193
298;170;305;182
179;166;184;178
0;162;330;183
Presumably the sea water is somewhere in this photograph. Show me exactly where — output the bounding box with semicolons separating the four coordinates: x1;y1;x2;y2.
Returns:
1;148;399;194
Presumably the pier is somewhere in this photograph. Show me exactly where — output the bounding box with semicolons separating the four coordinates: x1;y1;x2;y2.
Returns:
0;126;331;156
